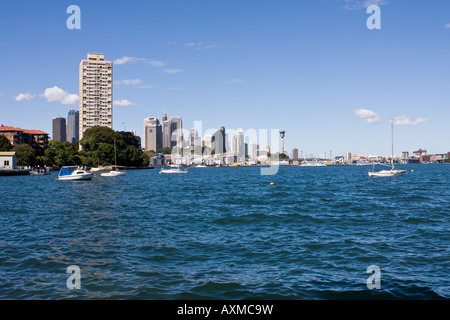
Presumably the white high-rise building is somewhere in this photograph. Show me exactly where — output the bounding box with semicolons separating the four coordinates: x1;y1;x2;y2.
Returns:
79;53;113;140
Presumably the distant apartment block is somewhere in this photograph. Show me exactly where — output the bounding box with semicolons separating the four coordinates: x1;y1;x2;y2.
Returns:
79;53;113;140
67;110;79;143
0;125;49;155
52;117;66;142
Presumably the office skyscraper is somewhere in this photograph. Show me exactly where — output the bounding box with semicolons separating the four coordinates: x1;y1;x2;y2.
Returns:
52;117;66;142
67;110;79;143
144;117;163;152
79;53;113;140
163;115;183;149
211;126;226;155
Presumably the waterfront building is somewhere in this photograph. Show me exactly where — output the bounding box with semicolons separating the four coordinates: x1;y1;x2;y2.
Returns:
163;115;183;150
413;149;427;157
0;151;17;169
67;110;79;143
0;125;49;155
52;117;66;142
345;152;352;163
79;53;113;140
144;117;162;152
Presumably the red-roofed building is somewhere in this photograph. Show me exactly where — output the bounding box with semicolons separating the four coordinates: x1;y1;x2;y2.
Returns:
0;125;49;155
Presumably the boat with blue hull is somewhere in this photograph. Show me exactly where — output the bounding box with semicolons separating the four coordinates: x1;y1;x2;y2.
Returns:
58;166;94;181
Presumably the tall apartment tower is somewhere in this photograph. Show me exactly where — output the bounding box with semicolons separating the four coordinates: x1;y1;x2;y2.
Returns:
52;117;66;142
67;110;79;143
144;117;163;152
79;53;113;140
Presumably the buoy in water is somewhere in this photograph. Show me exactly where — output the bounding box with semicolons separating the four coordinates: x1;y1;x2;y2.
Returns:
270;182;275;186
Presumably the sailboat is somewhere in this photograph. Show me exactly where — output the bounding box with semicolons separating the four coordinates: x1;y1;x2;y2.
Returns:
101;140;126;177
368;119;406;177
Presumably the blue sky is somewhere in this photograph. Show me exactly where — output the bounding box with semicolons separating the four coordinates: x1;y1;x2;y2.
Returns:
1;0;449;156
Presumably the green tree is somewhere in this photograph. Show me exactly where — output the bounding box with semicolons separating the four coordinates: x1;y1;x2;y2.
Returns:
80;126;148;167
12;144;36;166
0;135;12;151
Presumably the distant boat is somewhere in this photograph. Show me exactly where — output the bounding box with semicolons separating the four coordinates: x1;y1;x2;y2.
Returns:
369;120;406;177
101;169;126;177
301;160;326;167
30;167;51;175
58;166;94;181
159;166;188;174
101;140;126;177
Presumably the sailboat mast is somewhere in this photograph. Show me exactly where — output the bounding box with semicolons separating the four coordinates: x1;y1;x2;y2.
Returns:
114;139;117;168
391;119;394;168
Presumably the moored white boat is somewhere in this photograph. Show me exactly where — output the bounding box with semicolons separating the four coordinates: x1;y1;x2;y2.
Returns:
368;168;406;177
301;161;326;167
100;140;126;177
101;169;126;177
159;167;188;174
58;166;94;181
368;120;406;178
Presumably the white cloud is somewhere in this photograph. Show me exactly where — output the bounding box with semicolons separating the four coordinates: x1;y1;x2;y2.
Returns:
222;78;244;85
114;79;142;86
185;42;217;50
114;56;166;67
163;68;183;74
394;116;429;125
114;99;136;107
138;85;159;89
14;92;35;101
354;108;382;123
40;86;78;104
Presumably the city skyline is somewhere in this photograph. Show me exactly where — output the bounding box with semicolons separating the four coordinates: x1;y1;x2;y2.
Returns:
1;1;449;157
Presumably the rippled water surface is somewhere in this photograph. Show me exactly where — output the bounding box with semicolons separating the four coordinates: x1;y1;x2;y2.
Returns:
0;165;449;299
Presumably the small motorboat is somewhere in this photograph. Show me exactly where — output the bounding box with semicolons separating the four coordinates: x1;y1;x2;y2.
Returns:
101;168;126;177
58;166;94;181
159;167;188;174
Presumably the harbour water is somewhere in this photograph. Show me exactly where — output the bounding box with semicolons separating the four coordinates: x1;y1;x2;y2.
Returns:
0;165;448;299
